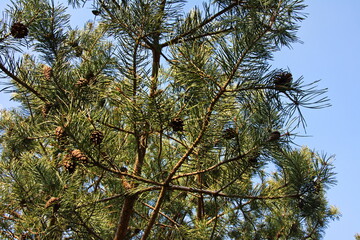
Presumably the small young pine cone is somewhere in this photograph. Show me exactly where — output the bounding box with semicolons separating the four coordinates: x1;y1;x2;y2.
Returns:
267;131;281;142
222;128;237;139
92;10;101;16
169;118;184;132
75;77;89;87
68;40;79;48
85;72;97;84
42;103;53;117
273;72;293;91
74;46;83;57
42;65;53;80
90;130;104;145
10;22;28;38
55;126;65;139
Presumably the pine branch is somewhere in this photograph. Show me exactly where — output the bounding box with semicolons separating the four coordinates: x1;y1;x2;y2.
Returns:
74;211;104;240
113;194;138;240
0;62;48;103
302;220;321;240
98;0;152;49
141;8;281;237
206;199;253;225
0;1;334;239
209;196;219;240
96;120;134;135
141;201;180;227
0;230;17;240
76;187;161;209
168;184;300;200
171;147;258;180
140;186;167;240
178;27;234;44
161;3;239;48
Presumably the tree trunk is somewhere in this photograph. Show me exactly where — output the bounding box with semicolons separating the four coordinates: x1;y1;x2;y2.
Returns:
113;194;138;240
113;135;147;240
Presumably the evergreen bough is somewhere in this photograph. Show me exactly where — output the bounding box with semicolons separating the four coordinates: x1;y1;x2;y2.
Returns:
0;0;340;239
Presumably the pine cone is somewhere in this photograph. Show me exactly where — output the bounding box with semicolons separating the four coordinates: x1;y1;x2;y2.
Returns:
55;126;66;139
85;72;96;84
42;103;53;117
273;72;292;91
76;72;96;87
53;203;61;213
42;65;53;80
267;131;281;142
10;22;28;38
92;10;101;16
248;156;258;165
74;46;83;57
71;149;88;163
90;130;104;145
222;128;237;139
75;77;89;87
62;156;76;174
45;197;60;209
169;118;184;132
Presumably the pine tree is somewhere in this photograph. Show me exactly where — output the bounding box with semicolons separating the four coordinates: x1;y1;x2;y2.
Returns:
0;0;340;239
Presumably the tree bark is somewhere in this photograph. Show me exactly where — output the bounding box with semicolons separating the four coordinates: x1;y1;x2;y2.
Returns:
113;135;147;240
113;194;138;240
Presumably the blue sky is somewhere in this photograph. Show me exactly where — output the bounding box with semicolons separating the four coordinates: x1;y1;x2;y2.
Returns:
0;0;359;239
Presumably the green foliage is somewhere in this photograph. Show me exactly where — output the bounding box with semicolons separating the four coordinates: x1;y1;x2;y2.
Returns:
0;0;339;239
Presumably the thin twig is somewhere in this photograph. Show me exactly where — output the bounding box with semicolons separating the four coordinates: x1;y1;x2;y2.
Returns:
0;62;48;103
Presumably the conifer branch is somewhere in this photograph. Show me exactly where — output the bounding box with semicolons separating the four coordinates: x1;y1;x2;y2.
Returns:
0;230;17;240
141;186;167;240
74;211;104;240
178;27;234;44
142;201;180;227
141;8;283;237
96;120;134;134
172;147;258;180
76;186;160;209
161;3;239;48
206;199;253;225
0;1;335;239
168;184;300;200
0;62;48;103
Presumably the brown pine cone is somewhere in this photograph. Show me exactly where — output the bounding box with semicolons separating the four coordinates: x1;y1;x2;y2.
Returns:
62;157;76;173
11;22;28;38
45;197;61;209
90;130;104;145
222;128;237;139
70;149;88;163
55;126;65;139
273;72;292;91
42;65;53;80
169;118;184;132
267;131;281;142
41;103;53;117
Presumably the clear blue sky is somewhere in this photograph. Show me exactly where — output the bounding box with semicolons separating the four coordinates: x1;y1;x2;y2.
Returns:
1;1;359;239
